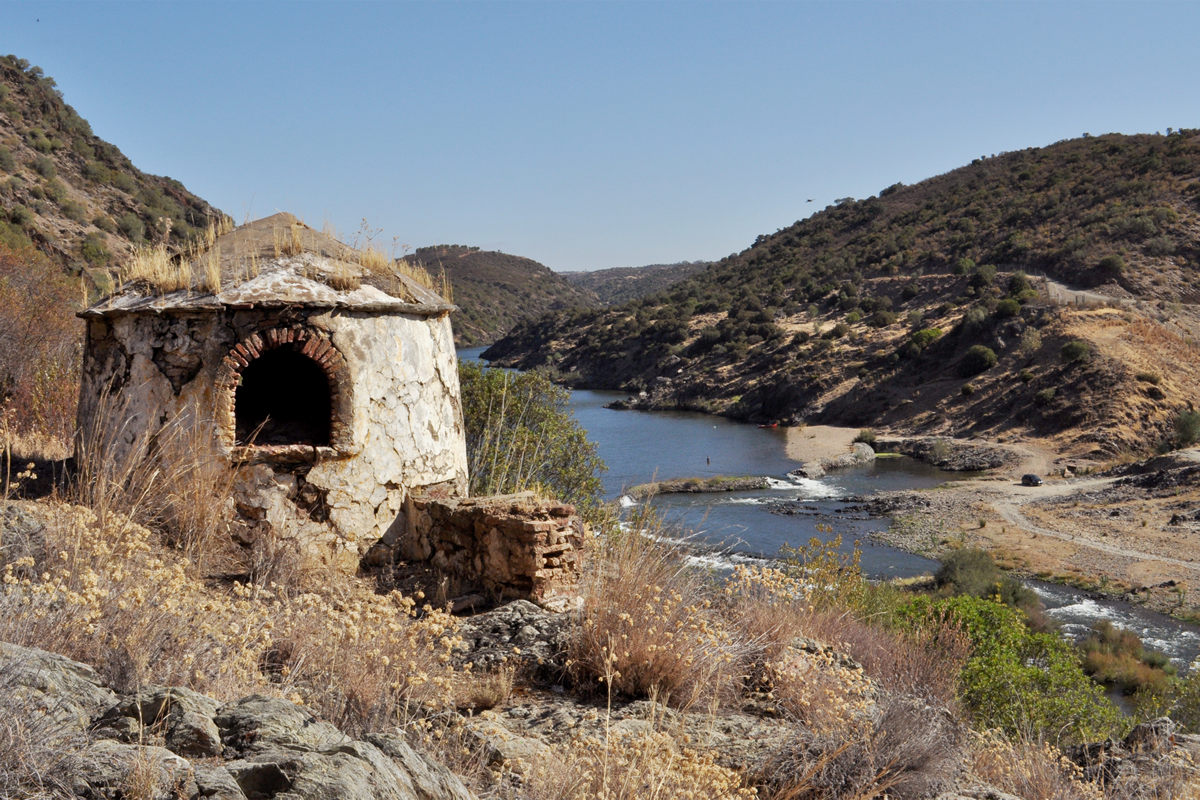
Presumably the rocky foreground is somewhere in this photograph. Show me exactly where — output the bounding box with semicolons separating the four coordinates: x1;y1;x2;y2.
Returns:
6;598;1200;800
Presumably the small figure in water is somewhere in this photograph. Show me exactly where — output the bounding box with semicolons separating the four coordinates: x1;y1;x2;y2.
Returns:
706;456;710;465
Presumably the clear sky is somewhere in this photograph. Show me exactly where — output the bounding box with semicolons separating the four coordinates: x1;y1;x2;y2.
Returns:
5;1;1199;271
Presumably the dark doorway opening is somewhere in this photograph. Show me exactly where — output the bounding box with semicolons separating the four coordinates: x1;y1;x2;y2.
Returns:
235;348;332;446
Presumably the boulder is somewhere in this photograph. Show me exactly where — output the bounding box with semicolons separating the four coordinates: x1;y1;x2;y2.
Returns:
214;695;349;754
454;600;572;677
0;640;117;733
75;740;197;800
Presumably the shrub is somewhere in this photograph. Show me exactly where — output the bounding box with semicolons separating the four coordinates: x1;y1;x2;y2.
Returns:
569;516;749;710
1060;340;1090;363
61;199;87;223
958;345;997;377
1008;271;1031;295
1097;254;1125;278
459;360;605;522
116;211;144;242
994;298;1021;318
1080;620;1172;695
32;156;54;178
869;309;898;327
1175;409;1200;448
8;205;31;226
846;310;862;324
1018;327;1042;358
910;327;942;350
826;322;850;339
901;595;1124;744
80;232;110;265
1019;370;1034;383
853;428;876;446
961;384;975;396
92;215;116;234
969;264;997;288
901;283;919;301
1035;387;1057;406
953;257;975;276
0;146;13;173
1135;371;1161;385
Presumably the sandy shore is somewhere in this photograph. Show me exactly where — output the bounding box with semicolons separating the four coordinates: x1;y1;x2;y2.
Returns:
784;425;861;464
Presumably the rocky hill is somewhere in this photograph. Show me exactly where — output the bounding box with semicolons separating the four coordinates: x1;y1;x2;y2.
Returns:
0;56;225;288
412;245;597;346
560;260;710;306
485;131;1200;457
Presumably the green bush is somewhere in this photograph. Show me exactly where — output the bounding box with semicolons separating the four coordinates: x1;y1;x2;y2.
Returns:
853;428;876;446
32;156;54;178
8;205;32;226
1035;387;1056;406
910;327;942;350
1019;370;1034;383
1097;255;1125;279
869;309;898;328
961;384;975;396
969;264;997;288
0;146;14;173
958;345;998;377
846;310;862;324
994;298;1021;318
92;215;116;234
1135;371;1161;385
458;360;606;522
1175;410;1200;448
1007;271;1031;295
61;200;87;223
901;594;1125;744
1061;340;1090;363
901;283;919;300
116;211;144;242
80;232;110;265
953;257;975;276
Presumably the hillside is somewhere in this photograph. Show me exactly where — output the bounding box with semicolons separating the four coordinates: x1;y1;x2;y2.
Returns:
412;244;597;346
561;260;710;306
485;131;1200;457
0;56;224;284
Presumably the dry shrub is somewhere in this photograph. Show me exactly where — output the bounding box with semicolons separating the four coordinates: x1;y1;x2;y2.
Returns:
970;730;1102;800
518;726;756;800
723;565;808;665
453;664;516;713
758;697;967;800
801;608;969;707
0;242;80;448
569;519;750;710
766;647;875;734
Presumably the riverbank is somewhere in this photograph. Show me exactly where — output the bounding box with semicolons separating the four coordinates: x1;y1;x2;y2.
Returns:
627;475;769;498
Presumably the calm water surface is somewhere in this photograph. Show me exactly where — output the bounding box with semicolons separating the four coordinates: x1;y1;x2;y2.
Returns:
461;347;1200;667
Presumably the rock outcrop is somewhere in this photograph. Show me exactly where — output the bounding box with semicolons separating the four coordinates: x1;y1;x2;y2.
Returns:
0;643;479;800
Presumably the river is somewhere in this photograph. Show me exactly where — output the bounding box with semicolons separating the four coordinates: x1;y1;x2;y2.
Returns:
460;347;1200;669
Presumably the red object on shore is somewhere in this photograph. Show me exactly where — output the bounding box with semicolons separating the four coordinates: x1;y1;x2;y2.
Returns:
758;422;778;428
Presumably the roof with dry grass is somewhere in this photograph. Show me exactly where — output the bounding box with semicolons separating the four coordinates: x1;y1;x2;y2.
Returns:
81;212;454;318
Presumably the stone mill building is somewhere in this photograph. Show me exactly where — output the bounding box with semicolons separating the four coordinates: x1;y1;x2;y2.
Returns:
77;213;469;573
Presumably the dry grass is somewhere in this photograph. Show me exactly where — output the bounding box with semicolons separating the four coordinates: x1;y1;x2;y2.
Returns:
453;664;516;713
0;663;87;799
758;697;967;800
970;731;1104;800
397;257;454;302
569;515;751;711
122;243;190;294
515;723;756;800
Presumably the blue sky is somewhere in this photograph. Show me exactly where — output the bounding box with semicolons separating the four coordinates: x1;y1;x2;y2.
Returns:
5;2;1199;271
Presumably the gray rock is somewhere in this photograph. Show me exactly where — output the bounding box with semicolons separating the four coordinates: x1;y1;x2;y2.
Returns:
168;710;224;758
76;740;197;800
215;695;349;754
226;741;438;800
366;733;478;800
193;764;248;800
454;600;572;676
0;640;118;733
1;502;46;566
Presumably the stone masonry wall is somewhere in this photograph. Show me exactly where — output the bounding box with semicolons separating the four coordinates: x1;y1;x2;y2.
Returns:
389;493;586;611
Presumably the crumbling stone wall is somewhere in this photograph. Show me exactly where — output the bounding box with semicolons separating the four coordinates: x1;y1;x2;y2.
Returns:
378;493;586;611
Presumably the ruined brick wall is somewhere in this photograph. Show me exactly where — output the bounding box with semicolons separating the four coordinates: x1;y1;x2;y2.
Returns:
388;493;586;611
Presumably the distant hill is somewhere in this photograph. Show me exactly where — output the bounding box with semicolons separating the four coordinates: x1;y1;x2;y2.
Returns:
486;131;1200;455
561;261;710;306
0;56;225;283
411;245;597;347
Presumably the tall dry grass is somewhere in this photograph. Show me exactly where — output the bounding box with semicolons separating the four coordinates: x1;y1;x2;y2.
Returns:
569;511;751;711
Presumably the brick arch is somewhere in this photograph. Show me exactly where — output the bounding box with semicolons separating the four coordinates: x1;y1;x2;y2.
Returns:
215;326;353;455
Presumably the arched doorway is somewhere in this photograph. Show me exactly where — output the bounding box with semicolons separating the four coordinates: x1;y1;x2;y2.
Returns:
235;347;332;446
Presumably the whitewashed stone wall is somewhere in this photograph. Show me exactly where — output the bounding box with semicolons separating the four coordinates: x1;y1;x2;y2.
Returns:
77;308;468;569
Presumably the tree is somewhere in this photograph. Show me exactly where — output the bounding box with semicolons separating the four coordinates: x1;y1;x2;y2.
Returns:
1175;410;1200;448
458;361;606;522
1061;340;1090;364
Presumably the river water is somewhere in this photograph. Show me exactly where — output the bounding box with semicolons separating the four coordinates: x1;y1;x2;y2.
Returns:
460;347;1200;668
